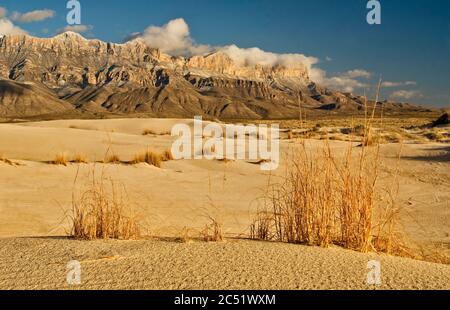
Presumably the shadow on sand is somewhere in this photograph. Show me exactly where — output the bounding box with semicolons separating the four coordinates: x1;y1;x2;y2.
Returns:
405;146;450;163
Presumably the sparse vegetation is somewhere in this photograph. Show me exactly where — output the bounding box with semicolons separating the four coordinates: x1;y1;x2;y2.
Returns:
70;171;141;240
104;153;121;164
178;227;192;243
0;154;14;165
423;130;445;142
52;153;69;166
72;153;89;164
250;84;412;256
201;217;224;242
142;129;157;136
250;141;404;254
133;150;162;167
161;149;174;162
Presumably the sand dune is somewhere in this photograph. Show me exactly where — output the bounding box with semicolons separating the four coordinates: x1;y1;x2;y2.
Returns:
0;238;449;290
0;118;449;290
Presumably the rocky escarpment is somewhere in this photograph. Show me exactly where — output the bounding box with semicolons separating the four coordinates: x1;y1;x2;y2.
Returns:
0;32;428;119
0;32;162;88
187;52;309;81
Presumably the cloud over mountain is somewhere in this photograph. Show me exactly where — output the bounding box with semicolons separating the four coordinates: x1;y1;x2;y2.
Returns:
390;90;423;100
0;13;27;35
11;9;55;23
130;18;375;94
57;24;93;35
0;7;55;36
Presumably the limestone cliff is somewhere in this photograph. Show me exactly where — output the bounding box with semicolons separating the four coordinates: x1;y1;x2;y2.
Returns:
0;32;427;119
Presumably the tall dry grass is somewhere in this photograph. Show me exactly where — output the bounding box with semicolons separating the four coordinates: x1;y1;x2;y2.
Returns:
132;150;162;167
201;217;224;242
250;142;386;252
161;149;174;162
0;154;14;165
251;80;409;255
52;153;69;166
104;153;121;164
70;169;141;240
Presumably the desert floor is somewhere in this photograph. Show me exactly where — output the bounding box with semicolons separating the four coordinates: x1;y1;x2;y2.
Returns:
0;118;449;289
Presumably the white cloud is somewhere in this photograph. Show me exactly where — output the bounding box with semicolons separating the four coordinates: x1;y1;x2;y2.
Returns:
0;7;6;19
341;69;371;79
11;9;55;23
219;44;319;70
313;69;371;93
390;90;423;100
134;18;319;74
0;18;27;35
382;81;417;88
130;18;374;93
139;18;212;57
57;24;93;34
405;81;417;86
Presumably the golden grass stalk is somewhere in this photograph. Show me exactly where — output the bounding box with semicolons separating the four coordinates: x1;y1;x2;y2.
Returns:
72;153;88;164
133;150;162;167
70;171;140;240
104;153;121;164
250;79;407;255
250;142;387;252
161;149;174;162
52;153;68;166
142;129;157;136
0;154;14;165
201;217;224;242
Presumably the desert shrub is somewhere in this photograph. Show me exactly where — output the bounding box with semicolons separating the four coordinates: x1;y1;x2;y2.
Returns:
340;127;352;135
161;149;174;162
383;133;402;143
201;217;224;242
72;153;89;164
70;172;141;240
104;153;121;164
142;129;156;135
424;131;445;141
0;154;14;165
250;142;403;254
133;150;162;167
52;153;68;166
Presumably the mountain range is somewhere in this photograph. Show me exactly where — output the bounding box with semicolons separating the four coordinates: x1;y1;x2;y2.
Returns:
0;32;431;120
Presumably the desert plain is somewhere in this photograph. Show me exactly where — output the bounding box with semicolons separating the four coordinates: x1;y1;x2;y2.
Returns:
0;115;449;290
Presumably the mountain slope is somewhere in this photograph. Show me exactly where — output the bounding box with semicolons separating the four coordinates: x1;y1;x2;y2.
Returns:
0;80;74;117
0;32;430;119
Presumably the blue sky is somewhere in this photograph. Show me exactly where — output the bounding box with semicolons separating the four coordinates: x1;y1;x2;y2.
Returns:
0;0;449;107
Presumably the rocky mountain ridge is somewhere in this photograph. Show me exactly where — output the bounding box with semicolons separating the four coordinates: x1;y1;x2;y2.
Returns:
0;32;429;119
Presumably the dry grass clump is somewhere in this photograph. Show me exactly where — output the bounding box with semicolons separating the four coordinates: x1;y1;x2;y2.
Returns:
52;153;69;166
250;82;412;256
201;217;224;242
177;227;193;243
0;154;15;165
104;153;121;164
70;171;141;240
133;150;162;167
72;153;89;164
383;132;402;143
249;211;273;241
250;142;402;254
161;149;174;162
132;149;175;167
142;129;157;136
423;130;445;142
362;132;386;146
143;129;172;136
